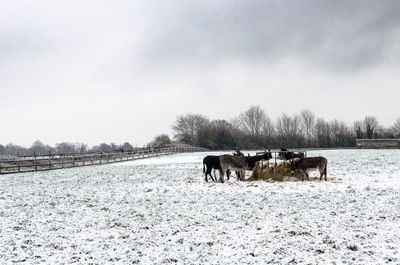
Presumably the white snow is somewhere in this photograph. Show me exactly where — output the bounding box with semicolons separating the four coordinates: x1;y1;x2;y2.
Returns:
0;149;399;264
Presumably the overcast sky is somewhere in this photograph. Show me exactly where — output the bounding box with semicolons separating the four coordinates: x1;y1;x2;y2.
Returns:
1;0;400;147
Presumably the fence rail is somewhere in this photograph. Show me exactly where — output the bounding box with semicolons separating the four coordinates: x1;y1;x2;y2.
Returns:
0;146;206;175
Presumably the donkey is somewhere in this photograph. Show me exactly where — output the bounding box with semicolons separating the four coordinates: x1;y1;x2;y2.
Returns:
228;149;245;180
233;149;244;156
203;155;231;182
289;156;328;181
223;150;273;182
218;155;247;183
246;150;272;170
278;148;305;160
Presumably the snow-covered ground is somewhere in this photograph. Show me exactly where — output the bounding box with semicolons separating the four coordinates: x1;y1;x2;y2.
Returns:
0;149;399;264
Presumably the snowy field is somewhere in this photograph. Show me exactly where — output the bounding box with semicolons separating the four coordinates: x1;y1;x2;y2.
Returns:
0;149;399;264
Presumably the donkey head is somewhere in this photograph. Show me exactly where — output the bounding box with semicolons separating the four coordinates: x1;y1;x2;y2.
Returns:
262;149;272;160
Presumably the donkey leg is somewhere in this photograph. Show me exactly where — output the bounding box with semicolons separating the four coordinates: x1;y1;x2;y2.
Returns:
300;170;306;181
235;171;239;180
219;169;225;183
209;172;215;182
212;169;218;182
203;163;206;182
319;166;327;181
205;167;213;182
240;170;245;181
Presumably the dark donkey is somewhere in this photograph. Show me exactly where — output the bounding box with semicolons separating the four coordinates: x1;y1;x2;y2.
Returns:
278;148;305;160
203;155;231;182
246;150;272;170
289;156;328;181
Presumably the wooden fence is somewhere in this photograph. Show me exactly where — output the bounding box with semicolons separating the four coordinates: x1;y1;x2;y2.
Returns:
0;146;206;175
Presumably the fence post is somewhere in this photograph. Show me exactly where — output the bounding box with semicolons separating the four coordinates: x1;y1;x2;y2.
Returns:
18;159;21;173
48;151;52;170
0;161;2;174
34;152;38;171
61;154;64;168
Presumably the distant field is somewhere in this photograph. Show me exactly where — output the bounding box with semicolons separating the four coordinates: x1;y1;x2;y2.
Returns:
0;150;399;264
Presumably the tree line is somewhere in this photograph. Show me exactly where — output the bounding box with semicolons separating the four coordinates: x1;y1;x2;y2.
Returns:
0;135;174;157
171;106;400;150
0;141;137;156
1;106;399;155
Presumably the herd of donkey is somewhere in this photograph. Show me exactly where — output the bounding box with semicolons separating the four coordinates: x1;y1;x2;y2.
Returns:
202;148;328;183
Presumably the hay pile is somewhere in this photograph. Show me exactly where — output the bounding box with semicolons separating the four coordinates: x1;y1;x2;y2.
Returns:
248;161;303;182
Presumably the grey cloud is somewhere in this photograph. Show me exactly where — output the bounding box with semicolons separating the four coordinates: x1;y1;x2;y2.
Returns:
141;0;400;72
1;0;399;147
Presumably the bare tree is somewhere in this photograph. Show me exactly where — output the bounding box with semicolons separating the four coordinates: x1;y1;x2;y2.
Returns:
172;113;210;145
77;143;88;153
330;120;352;146
363;116;379;139
121;142;134;151
394;118;400;137
353;120;363;139
110;143;120;151
276;113;302;147
4;143;27;156
261;115;275;146
238;106;267;137
99;143;113;152
236;105;275;147
198;119;237;149
373;126;388;139
300;109;316;147
314;118;331;147
151;134;172;147
55;142;76;154
30;140;52;155
0;144;4;154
